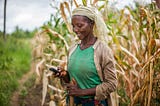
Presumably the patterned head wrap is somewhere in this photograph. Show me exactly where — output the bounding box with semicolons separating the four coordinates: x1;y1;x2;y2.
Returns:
72;6;108;42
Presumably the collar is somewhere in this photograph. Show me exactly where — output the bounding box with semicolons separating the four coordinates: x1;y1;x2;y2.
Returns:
75;39;100;49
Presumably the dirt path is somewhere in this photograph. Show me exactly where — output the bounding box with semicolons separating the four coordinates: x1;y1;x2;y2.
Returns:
10;62;50;106
10;65;35;106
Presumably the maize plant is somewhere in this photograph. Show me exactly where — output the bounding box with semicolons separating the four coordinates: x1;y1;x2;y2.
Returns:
32;0;160;106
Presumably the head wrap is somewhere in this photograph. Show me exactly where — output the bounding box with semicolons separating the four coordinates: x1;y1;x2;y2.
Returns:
72;6;108;42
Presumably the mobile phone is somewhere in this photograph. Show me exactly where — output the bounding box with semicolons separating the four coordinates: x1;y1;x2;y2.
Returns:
49;67;60;74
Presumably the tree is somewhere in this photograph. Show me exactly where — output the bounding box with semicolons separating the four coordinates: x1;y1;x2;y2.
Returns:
3;0;7;40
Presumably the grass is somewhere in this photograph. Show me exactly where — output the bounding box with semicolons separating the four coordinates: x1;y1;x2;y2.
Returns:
0;36;32;106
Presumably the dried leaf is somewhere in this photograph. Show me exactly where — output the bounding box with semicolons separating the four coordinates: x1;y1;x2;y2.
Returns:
42;70;48;106
36;59;45;76
47;29;69;50
93;0;98;5
60;3;73;33
48;84;65;93
151;39;160;48
64;1;71;16
51;43;57;52
51;58;65;63
60;3;66;21
49;100;56;106
132;85;147;105
73;0;79;7
120;46;140;65
148;62;154;106
131;30;139;53
140;49;160;72
110;92;120;106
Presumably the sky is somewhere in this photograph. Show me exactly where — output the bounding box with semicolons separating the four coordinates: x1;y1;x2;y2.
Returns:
0;0;55;33
0;0;152;33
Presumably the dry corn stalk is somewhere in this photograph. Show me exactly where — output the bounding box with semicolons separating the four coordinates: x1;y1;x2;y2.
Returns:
69;78;76;106
42;70;48;106
60;2;73;33
147;62;154;106
73;0;79;7
140;49;160;72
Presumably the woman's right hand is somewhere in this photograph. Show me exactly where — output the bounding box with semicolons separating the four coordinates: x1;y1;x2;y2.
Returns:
56;67;70;83
55;67;67;78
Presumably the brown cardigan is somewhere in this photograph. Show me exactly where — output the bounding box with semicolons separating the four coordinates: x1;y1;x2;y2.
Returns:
68;39;117;106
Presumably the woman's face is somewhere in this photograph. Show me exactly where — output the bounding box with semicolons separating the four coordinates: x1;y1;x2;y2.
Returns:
71;15;94;40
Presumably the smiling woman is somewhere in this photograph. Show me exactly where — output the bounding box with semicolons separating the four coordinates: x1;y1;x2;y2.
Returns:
55;6;117;106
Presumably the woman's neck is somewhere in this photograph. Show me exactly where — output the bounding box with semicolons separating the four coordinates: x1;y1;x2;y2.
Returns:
80;35;97;50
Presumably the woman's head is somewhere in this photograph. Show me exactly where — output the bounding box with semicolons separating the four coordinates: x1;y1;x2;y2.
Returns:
71;15;94;40
72;6;109;42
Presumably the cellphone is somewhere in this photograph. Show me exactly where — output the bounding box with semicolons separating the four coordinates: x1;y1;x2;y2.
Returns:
49;67;60;74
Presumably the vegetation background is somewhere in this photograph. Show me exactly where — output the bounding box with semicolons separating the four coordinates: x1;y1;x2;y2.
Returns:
0;0;160;106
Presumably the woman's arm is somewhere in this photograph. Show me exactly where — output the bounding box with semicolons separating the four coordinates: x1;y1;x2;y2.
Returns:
95;44;117;100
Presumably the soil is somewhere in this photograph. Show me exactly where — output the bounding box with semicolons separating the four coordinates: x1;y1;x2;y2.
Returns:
10;65;50;106
18;84;50;106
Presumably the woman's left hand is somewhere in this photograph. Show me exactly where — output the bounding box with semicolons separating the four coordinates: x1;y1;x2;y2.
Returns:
66;83;83;96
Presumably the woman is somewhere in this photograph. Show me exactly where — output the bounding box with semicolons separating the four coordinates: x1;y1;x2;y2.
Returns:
57;6;117;106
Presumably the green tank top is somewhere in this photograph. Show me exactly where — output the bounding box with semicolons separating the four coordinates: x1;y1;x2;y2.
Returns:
68;45;101;98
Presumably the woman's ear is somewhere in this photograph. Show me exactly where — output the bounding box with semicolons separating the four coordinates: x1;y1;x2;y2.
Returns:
90;21;94;28
90;21;94;25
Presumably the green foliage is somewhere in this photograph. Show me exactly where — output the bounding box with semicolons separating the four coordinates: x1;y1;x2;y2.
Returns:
0;36;32;106
20;89;28;98
42;11;71;54
11;26;36;38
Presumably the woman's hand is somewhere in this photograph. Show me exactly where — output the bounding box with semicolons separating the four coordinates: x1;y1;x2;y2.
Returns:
52;67;66;77
66;78;96;97
53;67;70;83
66;83;83;96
